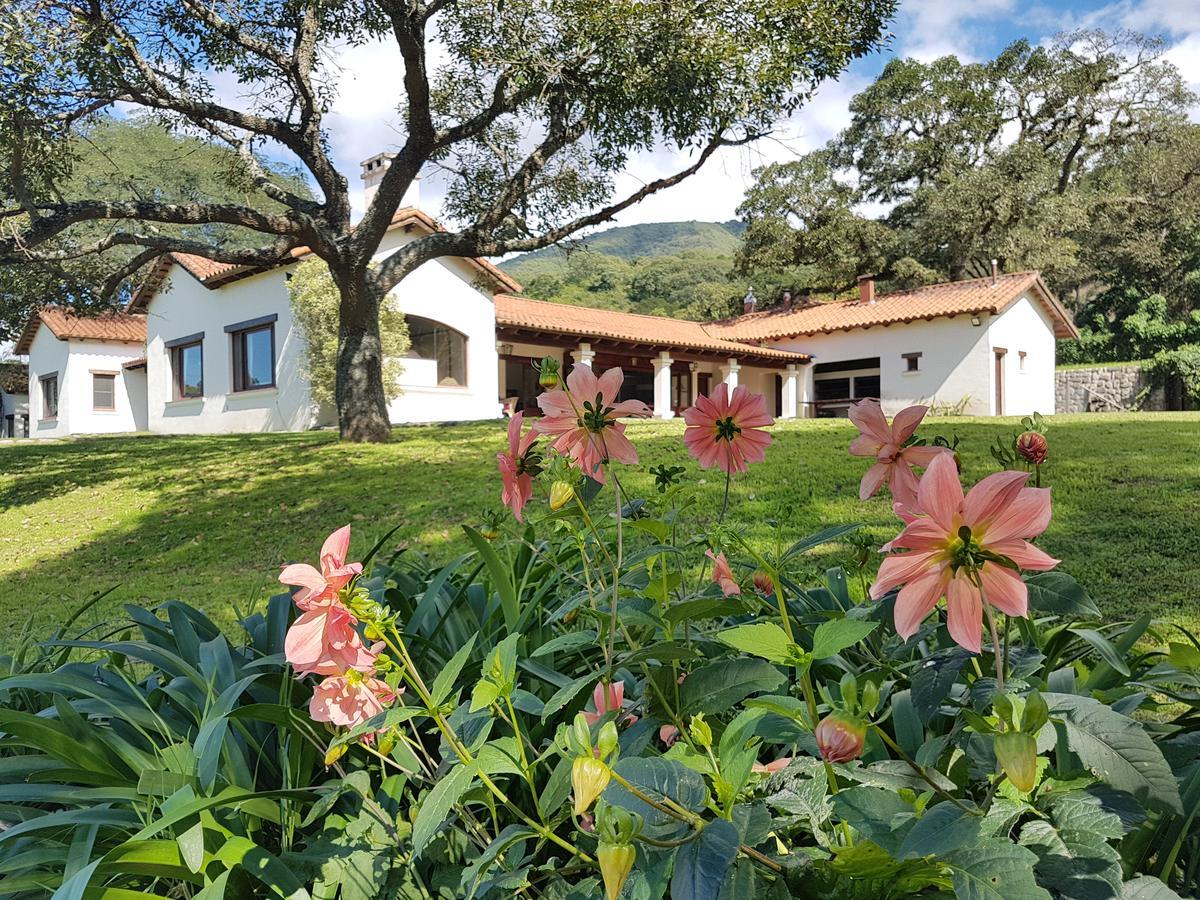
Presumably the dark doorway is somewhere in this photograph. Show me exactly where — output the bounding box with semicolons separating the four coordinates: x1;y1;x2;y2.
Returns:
994;349;1007;415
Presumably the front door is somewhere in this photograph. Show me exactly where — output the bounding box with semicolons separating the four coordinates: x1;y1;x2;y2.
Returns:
697;372;712;399
994;349;1007;415
671;371;691;415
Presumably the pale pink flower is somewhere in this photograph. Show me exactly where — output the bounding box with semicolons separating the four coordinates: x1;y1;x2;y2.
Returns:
659;724;680;747
310;669;399;730
682;384;773;474
533;366;650;482
285;604;379;677
848;401;947;506
706;550;741;597
279;525;363;610
497;412;539;521
870;453;1059;653
584;679;626;726
752;757;792;775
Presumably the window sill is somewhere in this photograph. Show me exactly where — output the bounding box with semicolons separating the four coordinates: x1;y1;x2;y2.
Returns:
38;418;58;424
398;383;471;393
165;398;204;409
229;387;278;398
901;370;921;377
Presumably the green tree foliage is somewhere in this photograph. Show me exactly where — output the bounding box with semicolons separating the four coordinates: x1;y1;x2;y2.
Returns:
736;29;1200;361
288;259;409;408
1;0;895;440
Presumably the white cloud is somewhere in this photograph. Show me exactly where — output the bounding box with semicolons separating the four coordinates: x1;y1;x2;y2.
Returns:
895;0;1017;62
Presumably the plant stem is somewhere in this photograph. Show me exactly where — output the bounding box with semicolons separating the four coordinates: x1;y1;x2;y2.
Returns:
873;726;981;816
983;600;1005;692
719;448;732;524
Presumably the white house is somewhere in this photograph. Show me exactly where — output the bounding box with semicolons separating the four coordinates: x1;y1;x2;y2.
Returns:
15;157;1076;439
0;361;29;438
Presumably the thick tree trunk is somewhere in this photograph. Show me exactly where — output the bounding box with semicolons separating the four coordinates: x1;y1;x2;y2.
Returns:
335;271;391;442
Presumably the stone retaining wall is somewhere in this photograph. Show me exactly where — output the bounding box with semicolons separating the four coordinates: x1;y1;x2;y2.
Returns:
1055;364;1166;412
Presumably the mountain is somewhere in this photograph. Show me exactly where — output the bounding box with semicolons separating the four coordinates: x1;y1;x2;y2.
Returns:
500;220;745;274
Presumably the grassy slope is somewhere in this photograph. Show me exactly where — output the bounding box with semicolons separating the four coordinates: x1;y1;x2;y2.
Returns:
1;413;1198;643
500;220;744;274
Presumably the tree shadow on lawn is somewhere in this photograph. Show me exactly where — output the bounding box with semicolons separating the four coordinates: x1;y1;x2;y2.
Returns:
1;413;1198;642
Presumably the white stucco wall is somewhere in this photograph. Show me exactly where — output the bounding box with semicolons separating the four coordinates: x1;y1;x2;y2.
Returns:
375;230;502;423
1;388;29;436
986;293;1057;416
771;315;994;416
25;329;144;437
144;267;326;434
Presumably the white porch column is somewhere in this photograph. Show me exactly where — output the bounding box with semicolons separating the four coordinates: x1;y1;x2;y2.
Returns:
799;363;815;417
689;364;700;402
721;358;740;390
576;342;595;368
780;364;800;419
653;352;674;419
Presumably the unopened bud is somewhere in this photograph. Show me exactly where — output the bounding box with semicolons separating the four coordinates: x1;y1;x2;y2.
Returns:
571;756;611;816
537;357;561;391
597;721;619;760
814;711;867;763
597;842;636;900
1015;431;1048;465
689;713;712;749
753;572;774;596
324;742;348;766
994;731;1039;793
549;481;575;511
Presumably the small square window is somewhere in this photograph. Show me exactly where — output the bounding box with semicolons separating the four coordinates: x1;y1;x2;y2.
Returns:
92;373;116;410
171;341;204;399
231;324;276;391
902;352;922;372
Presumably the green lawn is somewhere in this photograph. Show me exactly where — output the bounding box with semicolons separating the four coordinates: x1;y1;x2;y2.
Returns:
1;413;1198;644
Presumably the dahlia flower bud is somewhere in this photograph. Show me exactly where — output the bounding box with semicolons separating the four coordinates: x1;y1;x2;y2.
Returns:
815;711;867;763
549;480;576;511
537;356;561;391
597;841;636;900
1015;431;1048;465
994;731;1038;793
752;571;774;596
324;742;348;766
571;756;611;815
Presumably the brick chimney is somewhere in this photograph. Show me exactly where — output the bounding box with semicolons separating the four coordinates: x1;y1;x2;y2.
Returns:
857;275;875;305
360;152;420;210
743;287;757;315
991;258;999;285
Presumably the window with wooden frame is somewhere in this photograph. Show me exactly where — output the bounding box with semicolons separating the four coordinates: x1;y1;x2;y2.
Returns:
226;314;277;392
407;316;467;386
166;333;204;400
40;373;58;419
902;352;922;372
92;372;116;410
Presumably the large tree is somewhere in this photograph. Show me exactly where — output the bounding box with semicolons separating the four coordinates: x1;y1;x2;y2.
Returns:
0;0;895;441
737;30;1196;304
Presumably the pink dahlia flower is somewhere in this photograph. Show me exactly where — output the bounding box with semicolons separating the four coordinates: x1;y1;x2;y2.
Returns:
682;384;774;474
279;525;363;610
870;453;1059;653
706;550;741;597
310;669;399;730
497;412;540;521
285;602;379;677
848;401;947;506
585;679;628;727
533;366;650;482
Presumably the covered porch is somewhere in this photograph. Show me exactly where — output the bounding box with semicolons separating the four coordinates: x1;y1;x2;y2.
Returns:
493;295;811;420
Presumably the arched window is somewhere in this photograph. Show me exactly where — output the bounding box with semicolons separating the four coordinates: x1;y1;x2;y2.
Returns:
406;317;467;386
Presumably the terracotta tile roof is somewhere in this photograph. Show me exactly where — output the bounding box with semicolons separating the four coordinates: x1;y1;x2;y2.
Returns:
130;207;521;310
0;361;28;394
15;309;148;355
122;357;147;370
494;294;808;363
708;272;1078;341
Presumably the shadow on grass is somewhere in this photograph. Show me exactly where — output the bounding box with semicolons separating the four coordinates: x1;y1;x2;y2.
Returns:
1;413;1198;641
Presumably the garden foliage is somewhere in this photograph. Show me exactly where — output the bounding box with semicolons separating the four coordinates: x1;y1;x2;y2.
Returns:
0;368;1198;899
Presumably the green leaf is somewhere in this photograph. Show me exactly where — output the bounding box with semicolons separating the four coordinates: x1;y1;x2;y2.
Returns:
530;631;597;658
911;648;971;719
604;758;707;838
463;525;520;630
943;840;1052;900
717;623;795;664
429;634;477;708
177;823;205;874
1024;572;1100;618
897;801;982;860
679;659;787;715
671;818;739;900
664;597;749;625
1121;876;1184;899
831;786;915;856
1044;693;1182;814
411;763;475;858
1069;629;1131;676
469;680;501;713
810;619;877;659
540;672;596;722
1018;819;1122;900
782;524;862;561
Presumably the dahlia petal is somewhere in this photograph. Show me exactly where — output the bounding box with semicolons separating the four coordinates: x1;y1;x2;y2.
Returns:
945;574;983;653
962;470;1029;531
890;405;929;443
979;563;1029;618
566;364;600;401
610;399;651;418
597;366;624;405
886;518;947;551
848;399;891;445
849;434;883;458
279;563;327;594
871;551;941;599
859;462;890;500
983;488;1053;543
320;526;352;572
902;445;949;467
887;459;921;508
916;453;964;532
988;539;1059;571
506;411;524;454
894;569;948;640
